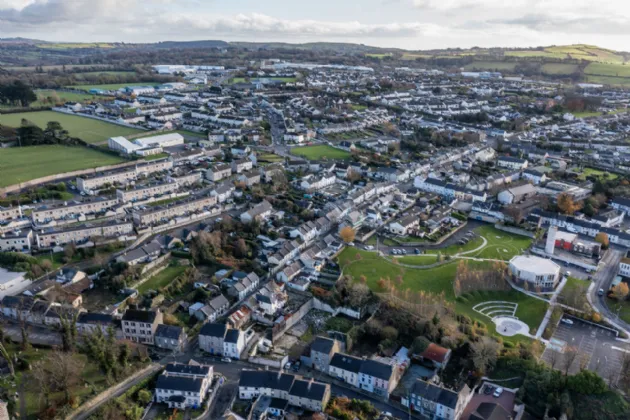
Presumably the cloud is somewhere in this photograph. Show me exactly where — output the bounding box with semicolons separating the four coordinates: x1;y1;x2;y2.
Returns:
490;14;630;35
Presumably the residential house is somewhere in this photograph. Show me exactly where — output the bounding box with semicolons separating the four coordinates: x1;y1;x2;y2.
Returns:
232;159;253;174
155;324;187;351
358;359;397;398
419;343;452;370
389;215;420;236
240;200;273;224
406;379;472;420
154;363;214;409
206;163;232;182
194;294;229;322
121;308;164;345
497;156;528;170
223;328;246;359
310;337;340;372
116;241;162;266
211;182;235;204
228;272;260;300
199;323;228;355
76;312;114;335
288;379;331;412
328;353;363;388
497;184;537;205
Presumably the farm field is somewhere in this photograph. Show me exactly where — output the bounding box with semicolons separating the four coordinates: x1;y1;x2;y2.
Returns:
584;62;630;77
585;75;630;86
0;145;126;187
69;82;158;91
291;145;351;160
0;90;107;109
36;42;116;49
0;111;142;144
541;63;579;75
138;266;187;294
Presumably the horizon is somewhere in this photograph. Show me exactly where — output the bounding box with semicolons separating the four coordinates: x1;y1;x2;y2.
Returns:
0;0;629;51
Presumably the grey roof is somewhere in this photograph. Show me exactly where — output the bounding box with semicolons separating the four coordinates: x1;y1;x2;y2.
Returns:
329;353;363;374
411;380;460;409
238;370;295;392
359;359;393;381
156;374;204;393
77;312;113;325
156;324;184;340
199;322;227;338
224;329;241;344
288;379;328;402
311;336;336;355
122;309;159;323
209;294;229;310
470;402;511;420
165;363;211;377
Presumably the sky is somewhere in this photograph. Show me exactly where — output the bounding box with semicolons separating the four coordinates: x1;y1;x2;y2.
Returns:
0;0;629;51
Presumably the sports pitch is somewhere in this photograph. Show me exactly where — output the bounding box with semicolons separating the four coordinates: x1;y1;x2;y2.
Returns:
0;111;143;144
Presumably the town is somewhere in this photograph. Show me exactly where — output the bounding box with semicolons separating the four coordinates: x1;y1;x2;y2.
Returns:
1;40;630;420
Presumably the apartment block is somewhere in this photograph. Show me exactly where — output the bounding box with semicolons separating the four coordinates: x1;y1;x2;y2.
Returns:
35;220;134;248
31;197;119;223
132;195;217;226
77;160;174;192
116;182;179;203
0;206;22;221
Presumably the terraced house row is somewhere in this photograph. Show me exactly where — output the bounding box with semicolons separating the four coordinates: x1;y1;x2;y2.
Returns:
132;194;218;226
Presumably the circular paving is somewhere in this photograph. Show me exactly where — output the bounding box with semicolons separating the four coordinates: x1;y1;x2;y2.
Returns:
494;317;530;337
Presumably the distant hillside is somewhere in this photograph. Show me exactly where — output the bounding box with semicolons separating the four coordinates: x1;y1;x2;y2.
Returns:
232;41;376;53
152;40;230;49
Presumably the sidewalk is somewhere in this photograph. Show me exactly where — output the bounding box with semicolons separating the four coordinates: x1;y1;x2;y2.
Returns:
66;363;162;420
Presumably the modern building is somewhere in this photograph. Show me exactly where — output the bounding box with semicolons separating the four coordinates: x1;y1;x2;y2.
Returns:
497;184;536;205
121;308;164;345
31;197;119;223
619;250;630;278
155;363;213;409
134;133;184;149
132;195;217;227
509;255;561;289
0;268;31;299
0;230;33;253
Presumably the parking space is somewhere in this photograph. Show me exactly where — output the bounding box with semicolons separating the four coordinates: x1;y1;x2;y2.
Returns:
542;317;629;384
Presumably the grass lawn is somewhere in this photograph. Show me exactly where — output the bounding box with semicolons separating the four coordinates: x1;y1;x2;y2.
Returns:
463;61;517;71
34;252;66;271
69;82;157;91
465;225;532;261
0;145;126;187
258;153;284;162
338;247;546;342
396;254;439;266
325;316;356;333
0;90;107;110
584;62;630;78
350;104;367;111
541;63;580;75
137;266;186;294
0;110;143;144
576;167;618;181
572;110;603;118
291;145;351;160
585;74;630;87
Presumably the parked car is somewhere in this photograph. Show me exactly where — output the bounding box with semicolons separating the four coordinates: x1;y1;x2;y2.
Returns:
598;288;605;296
493;387;504;398
221;357;232;363
484;386;494;395
561;318;574;325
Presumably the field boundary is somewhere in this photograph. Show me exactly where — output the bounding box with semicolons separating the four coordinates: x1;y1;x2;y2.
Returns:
51;107;149;130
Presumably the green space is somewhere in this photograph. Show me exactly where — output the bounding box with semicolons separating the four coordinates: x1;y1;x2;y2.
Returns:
325;316;356;333
0;145;126;188
0;110;143;144
350;104;367;111
607;297;630;325
585;74;630;87
258;153;284;163
68;83;157;91
142;152;170;161
0;90;108;109
541;63;580;75
584;62;630;77
137;265;187;294
36;42;116;50
576;167;618;181
337;247;546;341
573;110;603;118
395;254;438;266
291;145;351;160
34;252;66;271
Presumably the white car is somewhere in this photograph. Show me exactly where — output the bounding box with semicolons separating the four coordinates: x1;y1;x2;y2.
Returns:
221;357;232;363
561;318;574;325
365;245;374;250
493;387;504;397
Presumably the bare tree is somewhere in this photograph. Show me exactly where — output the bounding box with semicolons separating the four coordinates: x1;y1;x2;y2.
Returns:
49;350;85;402
471;337;501;374
347;283;371;308
548;349;561;370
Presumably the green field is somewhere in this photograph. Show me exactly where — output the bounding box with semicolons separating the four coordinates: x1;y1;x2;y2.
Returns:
0;90;107;110
0;111;142;144
74;71;136;77
37;42;116;49
576;167;619;181
541;63;580;75
585;62;630;77
291;145;351;160
0;145;126;187
138;266;187;294
69;83;157;91
585;74;630;86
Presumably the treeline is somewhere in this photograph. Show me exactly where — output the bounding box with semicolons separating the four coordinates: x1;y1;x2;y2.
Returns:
0;80;37;107
17;119;84;147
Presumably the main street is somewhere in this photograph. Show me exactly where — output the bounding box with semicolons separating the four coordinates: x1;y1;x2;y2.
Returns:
588;247;629;332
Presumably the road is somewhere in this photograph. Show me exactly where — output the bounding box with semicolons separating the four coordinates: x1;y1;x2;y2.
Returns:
588;248;629;332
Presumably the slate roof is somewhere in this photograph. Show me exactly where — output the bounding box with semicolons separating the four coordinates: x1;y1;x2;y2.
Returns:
411;379;460;409
122;309;158;323
77;312;113;325
329;353;363;374
224;329;241;344
288;379;328;402
199;323;227;338
164;363;211;377
238;370;295;392
470;402;511;420
156;374;204;393
311;337;336;355
359;359;393;381
156;324;184;340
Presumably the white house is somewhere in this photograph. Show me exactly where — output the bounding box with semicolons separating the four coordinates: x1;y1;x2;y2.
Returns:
358;359;397;398
154;363;213;409
497;156;528;170
240;200;273;224
223;328;246;359
328;353;362;388
388;215;419;236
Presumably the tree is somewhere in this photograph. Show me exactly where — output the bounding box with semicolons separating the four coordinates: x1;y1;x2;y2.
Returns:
63;243;76;262
58;307;79;352
557;193;582;215
567;370;607;394
347;283;371;308
412;336;431;354
562;346;579;377
49;350;85;402
612;282;629;302
39;259;53;275
234;238;249;258
471;337;500;374
594;232;610;249
340;226;355;244
137;389;152;405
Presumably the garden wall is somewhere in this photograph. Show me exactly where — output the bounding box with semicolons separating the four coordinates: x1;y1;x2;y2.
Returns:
494;223;535;238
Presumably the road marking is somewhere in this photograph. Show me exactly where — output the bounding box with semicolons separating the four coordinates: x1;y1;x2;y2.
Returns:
611;346;630;354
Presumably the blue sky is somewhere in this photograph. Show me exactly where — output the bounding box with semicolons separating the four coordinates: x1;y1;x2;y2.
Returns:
1;0;629;51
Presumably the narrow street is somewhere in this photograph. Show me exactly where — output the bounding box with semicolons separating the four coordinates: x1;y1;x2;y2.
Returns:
588;248;629;333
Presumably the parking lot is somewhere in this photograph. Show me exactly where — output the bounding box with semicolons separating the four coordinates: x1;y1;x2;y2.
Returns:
542;316;629;384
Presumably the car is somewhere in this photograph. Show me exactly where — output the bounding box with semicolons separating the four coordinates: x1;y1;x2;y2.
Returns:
365;245;374;250
561;318;574;325
221;357;232;363
348;242;355;247
402;249;407;254
382;412;393;418
484;385;494;395
598;288;605;296
284;362;292;370
493;387;504;397
415;248;420;254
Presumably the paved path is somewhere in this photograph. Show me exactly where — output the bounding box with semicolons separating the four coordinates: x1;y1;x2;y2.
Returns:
66;363;162;420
